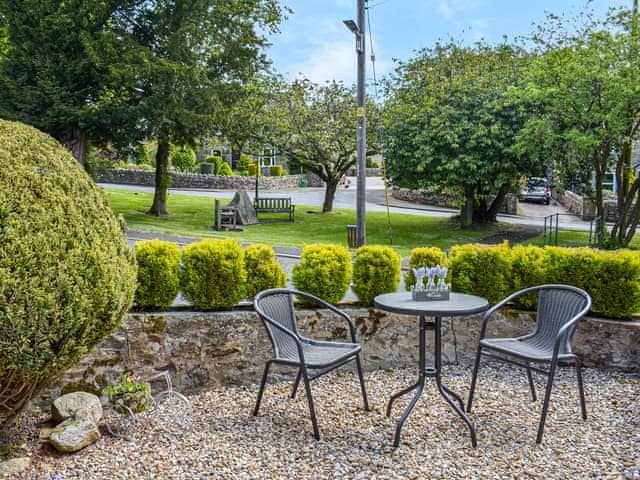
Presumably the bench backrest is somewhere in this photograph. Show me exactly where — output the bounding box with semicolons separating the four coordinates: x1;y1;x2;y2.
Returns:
255;197;291;209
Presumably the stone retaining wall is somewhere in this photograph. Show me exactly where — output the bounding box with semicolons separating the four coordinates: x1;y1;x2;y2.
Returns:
97;169;324;189
49;308;639;401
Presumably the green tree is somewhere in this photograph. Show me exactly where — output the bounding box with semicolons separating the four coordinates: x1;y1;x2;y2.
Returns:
518;6;640;246
382;41;536;223
103;1;283;216
270;79;359;213
0;1;134;165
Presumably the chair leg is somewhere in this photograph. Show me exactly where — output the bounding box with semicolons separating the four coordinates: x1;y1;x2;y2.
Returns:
291;368;302;399
355;354;370;411
253;361;272;416
301;367;320;440
466;345;483;413
526;365;537;402
536;361;558;444
575;358;587;420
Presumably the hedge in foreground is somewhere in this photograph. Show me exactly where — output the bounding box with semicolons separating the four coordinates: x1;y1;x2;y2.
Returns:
134;240;181;309
352;245;401;306
0;119;137;427
292;244;352;304
180;239;246;309
244;244;287;299
404;247;447;291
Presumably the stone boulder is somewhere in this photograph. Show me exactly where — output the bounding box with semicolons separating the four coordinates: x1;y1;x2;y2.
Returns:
0;457;31;476
52;391;102;423
225;189;258;225
49;416;101;453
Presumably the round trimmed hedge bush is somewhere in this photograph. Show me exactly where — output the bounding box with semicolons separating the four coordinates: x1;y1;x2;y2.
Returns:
292;244;352;304
352;245;401;306
244;244;286;299
0;119;137;426
180;239;246;309
134;239;181;309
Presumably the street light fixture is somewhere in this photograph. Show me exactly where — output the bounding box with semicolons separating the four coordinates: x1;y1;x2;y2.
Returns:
344;0;367;247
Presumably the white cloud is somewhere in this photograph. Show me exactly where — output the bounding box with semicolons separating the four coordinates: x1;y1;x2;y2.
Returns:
285;40;357;84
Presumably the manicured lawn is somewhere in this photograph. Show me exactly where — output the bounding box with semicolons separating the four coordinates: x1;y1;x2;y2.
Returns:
104;188;496;256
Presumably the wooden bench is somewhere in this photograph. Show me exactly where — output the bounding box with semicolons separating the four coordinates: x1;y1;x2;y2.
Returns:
253;197;295;222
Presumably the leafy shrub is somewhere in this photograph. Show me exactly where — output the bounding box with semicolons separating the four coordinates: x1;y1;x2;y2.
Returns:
0;119;137;426
170;145;197;172
217;161;233;176
404;247;447;290
248;163;260;176
352;245;401;306
270;165;283;176
449;242;511;304
134;240;180;309
180;239;246;309
244;244;287;298
508;245;547;310
206;154;223;171
292;244;352;304
238;154;252;172
137;162;154;171
134;143;149;165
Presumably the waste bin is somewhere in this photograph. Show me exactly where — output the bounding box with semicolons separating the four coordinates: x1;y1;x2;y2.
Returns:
347;225;358;248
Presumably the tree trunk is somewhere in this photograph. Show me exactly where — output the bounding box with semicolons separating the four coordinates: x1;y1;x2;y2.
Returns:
322;179;339;213
60;127;87;166
148;139;171;216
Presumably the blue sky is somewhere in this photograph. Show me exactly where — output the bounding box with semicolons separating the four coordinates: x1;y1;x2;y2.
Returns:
266;0;630;86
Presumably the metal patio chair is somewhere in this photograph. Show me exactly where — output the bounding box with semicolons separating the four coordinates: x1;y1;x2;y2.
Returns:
253;288;370;440
466;284;592;443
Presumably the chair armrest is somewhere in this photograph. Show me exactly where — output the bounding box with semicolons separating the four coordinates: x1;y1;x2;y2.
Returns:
478;286;543;340
289;289;358;342
258;313;307;362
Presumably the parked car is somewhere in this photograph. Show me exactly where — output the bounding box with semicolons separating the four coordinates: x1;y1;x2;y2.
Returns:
520;177;551;205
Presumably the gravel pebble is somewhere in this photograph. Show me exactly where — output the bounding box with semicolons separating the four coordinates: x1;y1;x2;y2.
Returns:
2;365;639;479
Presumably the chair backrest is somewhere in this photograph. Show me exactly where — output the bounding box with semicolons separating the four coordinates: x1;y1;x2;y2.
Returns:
532;285;591;353
254;289;301;360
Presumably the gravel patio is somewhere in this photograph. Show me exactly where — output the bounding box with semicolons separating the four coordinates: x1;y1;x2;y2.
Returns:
6;364;640;479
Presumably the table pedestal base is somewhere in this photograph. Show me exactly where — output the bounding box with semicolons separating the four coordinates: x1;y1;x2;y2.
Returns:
386;315;477;448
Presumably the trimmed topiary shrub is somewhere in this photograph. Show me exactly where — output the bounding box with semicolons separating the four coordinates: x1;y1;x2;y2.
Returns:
292;244;352;304
404;247;447;290
352;245;401;306
0;119;137;426
244;244;287;299
507;244;547;310
238;154;252;173
269;165;283;177
170;145;197;172
449;242;511;304
180;239;246;309
134;240;181;309
217;161;233;176
248;163;260;176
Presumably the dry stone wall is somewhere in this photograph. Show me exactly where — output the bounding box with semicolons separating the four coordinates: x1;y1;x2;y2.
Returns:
96;169;323;189
46;308;640;403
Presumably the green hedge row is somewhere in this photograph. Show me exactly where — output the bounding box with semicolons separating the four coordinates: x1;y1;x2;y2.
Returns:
134;239;286;310
444;242;640;319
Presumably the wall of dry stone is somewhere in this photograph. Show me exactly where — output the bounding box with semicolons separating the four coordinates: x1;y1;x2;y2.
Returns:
49;307;640;401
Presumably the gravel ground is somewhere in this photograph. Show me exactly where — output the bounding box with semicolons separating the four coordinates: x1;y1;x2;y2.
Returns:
4;365;640;479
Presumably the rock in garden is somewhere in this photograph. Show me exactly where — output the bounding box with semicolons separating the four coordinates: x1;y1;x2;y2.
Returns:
52;391;102;423
48;417;101;453
0;457;31;475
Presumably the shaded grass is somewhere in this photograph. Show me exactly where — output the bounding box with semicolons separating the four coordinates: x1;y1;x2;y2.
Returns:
104;189;496;256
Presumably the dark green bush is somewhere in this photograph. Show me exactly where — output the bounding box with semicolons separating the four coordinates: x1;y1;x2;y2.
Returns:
352;245;401;306
134;240;180;309
0;119;137;426
269;165;283;177
180;239;246;309
292;244;352;304
404;247;447;290
449;242;511;304
244;244;287;298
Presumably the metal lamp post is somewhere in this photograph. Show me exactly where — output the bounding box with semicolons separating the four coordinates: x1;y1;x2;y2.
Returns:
344;0;366;247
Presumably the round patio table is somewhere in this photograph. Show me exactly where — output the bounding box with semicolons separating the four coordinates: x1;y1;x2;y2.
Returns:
374;291;489;448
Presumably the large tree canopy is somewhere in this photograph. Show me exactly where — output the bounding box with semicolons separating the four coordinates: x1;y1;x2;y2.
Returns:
382;41;537;224
516;6;640;246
